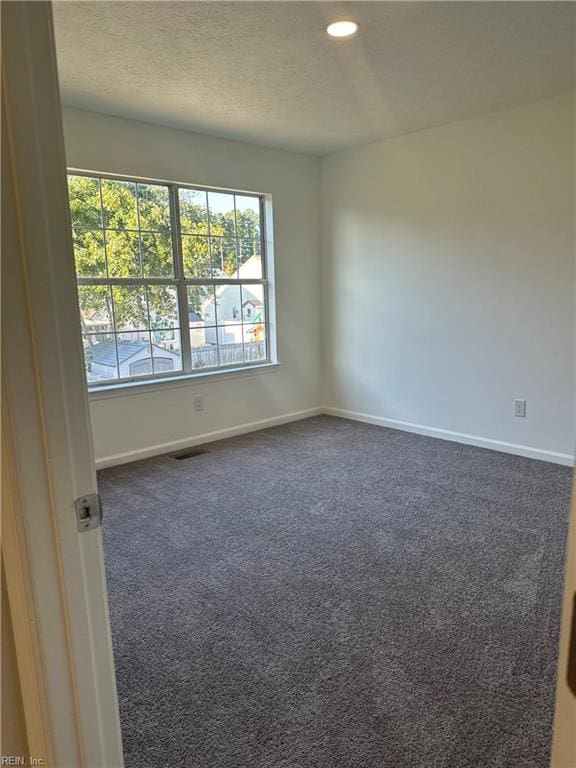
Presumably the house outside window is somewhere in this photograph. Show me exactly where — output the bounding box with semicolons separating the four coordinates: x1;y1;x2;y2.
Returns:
67;172;273;386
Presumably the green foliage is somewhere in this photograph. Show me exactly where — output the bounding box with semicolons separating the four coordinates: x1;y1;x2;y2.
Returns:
178;188;261;279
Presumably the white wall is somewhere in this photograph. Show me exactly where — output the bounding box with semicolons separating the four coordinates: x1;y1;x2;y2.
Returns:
321;94;575;462
64;95;575;466
62;108;322;464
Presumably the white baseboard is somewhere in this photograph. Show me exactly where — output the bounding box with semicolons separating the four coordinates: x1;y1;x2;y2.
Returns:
94;407;323;469
95;404;575;469
322;407;575;467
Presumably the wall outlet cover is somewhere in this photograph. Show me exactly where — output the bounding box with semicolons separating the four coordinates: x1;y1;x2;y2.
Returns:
514;398;526;418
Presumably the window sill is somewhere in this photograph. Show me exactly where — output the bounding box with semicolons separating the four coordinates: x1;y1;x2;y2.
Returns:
88;361;280;400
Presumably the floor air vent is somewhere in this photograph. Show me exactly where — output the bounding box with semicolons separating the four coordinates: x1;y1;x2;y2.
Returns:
171;447;208;460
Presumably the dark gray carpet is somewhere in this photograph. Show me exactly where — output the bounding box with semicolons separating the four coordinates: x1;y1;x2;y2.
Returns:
99;415;572;768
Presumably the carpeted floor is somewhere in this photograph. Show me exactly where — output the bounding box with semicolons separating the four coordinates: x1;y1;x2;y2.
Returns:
99;415;572;768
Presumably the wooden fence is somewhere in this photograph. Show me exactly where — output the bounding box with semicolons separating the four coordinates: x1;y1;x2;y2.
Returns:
191;341;265;368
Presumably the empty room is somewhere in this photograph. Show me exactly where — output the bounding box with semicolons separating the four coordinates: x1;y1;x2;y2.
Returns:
2;2;576;767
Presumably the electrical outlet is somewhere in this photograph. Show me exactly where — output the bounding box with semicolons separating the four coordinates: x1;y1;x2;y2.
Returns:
513;398;526;418
193;395;204;412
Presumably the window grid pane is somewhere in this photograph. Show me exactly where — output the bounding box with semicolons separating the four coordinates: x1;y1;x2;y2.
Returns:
69;173;269;386
151;328;182;374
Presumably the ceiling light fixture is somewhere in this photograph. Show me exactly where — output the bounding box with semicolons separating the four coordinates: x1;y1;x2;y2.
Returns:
326;20;359;38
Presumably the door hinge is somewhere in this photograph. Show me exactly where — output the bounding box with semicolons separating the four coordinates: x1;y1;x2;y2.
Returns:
75;492;103;532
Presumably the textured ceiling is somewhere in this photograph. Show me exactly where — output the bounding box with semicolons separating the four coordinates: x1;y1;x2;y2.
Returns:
53;1;576;156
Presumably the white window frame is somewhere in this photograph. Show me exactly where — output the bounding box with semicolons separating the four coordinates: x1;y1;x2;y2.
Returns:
68;169;276;391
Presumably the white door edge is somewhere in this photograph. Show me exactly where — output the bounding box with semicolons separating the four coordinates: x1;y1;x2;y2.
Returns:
2;3;124;766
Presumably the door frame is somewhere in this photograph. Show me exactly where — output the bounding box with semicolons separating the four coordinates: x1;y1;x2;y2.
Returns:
551;471;576;767
2;2;124;765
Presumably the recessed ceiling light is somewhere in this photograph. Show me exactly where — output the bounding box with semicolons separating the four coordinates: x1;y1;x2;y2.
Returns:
326;20;359;38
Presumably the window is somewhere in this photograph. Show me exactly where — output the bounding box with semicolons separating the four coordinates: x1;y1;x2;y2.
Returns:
67;172;271;386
